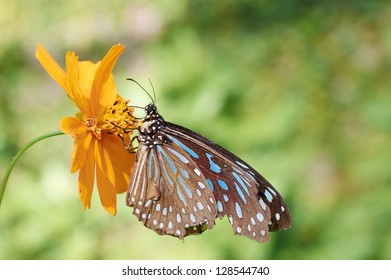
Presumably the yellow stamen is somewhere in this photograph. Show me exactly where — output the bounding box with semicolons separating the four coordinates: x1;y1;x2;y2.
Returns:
103;98;139;145
85;117;102;140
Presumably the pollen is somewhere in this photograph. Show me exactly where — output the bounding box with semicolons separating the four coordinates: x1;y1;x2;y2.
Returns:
103;97;139;144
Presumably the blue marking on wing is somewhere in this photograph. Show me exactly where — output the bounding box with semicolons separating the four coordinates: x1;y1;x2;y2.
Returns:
242;176;251;187
234;182;247;204
153;153;158;182
265;190;273;202
178;175;192;198
232;166;243;174
232;172;250;196
223;194;229;202
167;135;199;159
235;202;243;218
206;153;221;173
157;146;177;173
218;179;228;190
147;152;159;182
217;201;223;212
147;151;153;180
161;162;174;186
180;168;190;179
177;187;187;206
167;146;190;164
247;170;256;179
206;179;214;192
157;147;174;186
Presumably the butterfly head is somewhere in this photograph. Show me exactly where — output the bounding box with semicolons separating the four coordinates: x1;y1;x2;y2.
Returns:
138;103;166;141
145;103;157;116
143;103;165;122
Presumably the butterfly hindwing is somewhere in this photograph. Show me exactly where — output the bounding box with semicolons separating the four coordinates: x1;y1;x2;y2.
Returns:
127;136;217;239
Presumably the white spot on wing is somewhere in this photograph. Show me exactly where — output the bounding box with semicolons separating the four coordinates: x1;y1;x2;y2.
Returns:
250;217;256;225
197;202;204;210
198;181;206;189
145;200;152;207
217;201;223;212
256;213;264;222
268;187;277;196
259;198;267;210
236;161;249;169
194;168;201;176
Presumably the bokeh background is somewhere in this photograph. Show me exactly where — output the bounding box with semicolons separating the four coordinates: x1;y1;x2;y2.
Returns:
1;0;390;259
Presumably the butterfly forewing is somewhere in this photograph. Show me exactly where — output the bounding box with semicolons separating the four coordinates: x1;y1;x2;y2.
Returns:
164;122;291;242
127;136;217;239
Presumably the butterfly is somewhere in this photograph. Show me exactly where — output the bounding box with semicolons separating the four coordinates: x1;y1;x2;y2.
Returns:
126;83;291;242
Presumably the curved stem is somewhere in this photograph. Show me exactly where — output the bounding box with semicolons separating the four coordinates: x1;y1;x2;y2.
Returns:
0;131;64;209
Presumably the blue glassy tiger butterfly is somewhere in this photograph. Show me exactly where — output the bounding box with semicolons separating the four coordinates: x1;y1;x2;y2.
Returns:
126;80;291;242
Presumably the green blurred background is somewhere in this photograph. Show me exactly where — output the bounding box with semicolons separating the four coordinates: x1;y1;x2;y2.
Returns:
1;0;390;259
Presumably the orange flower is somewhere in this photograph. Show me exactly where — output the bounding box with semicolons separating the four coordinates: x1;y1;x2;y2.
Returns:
36;44;138;215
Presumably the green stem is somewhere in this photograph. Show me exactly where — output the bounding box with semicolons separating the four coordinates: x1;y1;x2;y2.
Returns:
0;131;64;209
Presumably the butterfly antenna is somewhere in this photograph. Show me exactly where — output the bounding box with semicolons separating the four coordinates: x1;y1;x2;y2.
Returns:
127;78;155;104
148;78;157;104
129;105;145;110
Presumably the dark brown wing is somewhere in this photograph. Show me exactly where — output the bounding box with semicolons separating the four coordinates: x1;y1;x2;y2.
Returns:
162;122;292;242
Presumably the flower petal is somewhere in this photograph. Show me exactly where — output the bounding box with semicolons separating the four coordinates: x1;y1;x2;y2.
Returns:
90;44;125;117
101;132;135;194
95;139;117;215
78;61;100;116
60;117;92;173
35;43;70;94
72;132;93;173
78;138;95;211
66;52;91;115
59;116;85;137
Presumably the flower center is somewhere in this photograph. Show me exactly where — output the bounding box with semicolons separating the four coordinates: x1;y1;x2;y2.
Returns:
103;97;139;145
